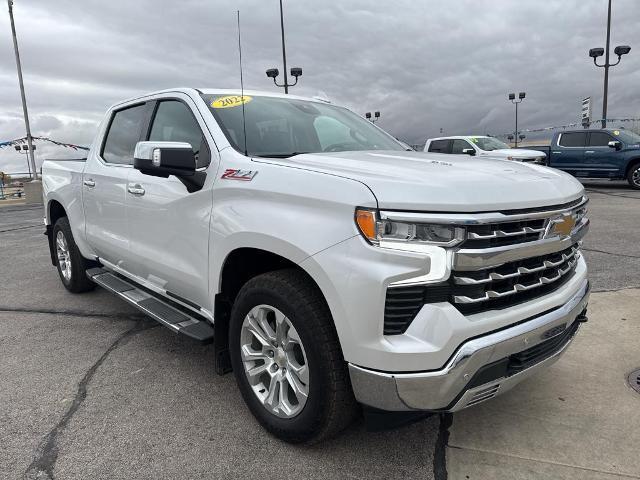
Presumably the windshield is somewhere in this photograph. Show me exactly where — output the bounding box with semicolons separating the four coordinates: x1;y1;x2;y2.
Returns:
612;129;640;145
470;136;510;151
201;93;405;157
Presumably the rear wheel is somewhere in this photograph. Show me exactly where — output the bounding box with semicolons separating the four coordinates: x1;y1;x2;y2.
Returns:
229;269;357;444
627;162;640;190
52;217;96;293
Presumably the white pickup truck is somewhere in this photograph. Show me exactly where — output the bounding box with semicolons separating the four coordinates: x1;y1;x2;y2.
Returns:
42;88;590;443
425;135;547;164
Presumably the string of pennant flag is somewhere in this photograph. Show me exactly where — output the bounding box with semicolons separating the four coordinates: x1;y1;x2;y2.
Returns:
0;136;89;151
495;117;640;138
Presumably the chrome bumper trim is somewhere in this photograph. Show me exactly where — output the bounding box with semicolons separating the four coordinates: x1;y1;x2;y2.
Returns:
348;278;590;412
453;219;589;271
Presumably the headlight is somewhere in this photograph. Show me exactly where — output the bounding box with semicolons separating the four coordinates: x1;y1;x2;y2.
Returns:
355;208;464;248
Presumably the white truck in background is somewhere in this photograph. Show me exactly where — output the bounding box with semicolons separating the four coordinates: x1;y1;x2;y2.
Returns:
42;88;589;443
425;135;547;163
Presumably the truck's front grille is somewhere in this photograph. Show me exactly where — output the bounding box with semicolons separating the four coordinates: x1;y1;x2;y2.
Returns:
463;218;546;248
451;245;579;314
383;246;580;334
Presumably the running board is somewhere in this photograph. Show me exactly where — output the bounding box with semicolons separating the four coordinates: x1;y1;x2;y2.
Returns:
86;268;214;343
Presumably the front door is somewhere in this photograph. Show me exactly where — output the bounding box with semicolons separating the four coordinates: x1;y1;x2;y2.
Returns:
125;97;215;309
83;103;148;269
584;131;619;178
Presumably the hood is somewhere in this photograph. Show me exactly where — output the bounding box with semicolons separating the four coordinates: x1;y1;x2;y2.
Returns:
256;151;583;212
487;148;546;158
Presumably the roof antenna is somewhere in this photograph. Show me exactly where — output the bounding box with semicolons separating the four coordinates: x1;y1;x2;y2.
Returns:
237;10;248;156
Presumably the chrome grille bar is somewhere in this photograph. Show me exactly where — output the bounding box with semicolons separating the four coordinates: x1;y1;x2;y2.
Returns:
454;246;578;285
453;256;578;304
467;225;545;240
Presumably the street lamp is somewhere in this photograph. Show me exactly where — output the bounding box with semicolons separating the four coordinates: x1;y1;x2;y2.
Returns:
589;0;631;129
365;111;381;124
14;143;36;177
265;0;302;93
508;92;526;147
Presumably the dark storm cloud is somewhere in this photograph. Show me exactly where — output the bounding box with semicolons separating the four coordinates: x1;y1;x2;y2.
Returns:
1;0;639;172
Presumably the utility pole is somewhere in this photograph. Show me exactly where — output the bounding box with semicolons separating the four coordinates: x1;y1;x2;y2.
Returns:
8;0;37;180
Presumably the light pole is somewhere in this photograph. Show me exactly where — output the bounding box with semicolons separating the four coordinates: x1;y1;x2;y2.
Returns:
265;0;302;93
15;143;36;177
365;111;381;124
589;0;631;129
508;92;526;148
8;0;37;180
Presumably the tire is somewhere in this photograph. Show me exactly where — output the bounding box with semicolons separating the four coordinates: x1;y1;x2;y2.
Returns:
229;269;357;444
627;162;640;190
52;217;96;293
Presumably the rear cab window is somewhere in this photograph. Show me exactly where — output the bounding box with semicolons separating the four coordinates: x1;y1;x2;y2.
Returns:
558;132;587;148
428;139;451;153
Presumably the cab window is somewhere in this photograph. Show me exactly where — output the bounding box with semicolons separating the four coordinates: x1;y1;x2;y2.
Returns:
588;131;614;147
149;100;211;167
428;139;451;153
102;104;146;165
559;132;587;147
451;139;472;154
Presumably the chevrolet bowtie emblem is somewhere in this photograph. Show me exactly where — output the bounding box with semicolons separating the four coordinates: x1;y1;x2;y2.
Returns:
548;214;576;238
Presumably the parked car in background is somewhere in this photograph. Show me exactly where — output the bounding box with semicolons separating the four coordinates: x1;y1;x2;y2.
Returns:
521;129;640;189
42;88;590;443
424;135;546;163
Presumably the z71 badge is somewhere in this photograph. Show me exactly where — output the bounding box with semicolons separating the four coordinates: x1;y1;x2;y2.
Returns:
221;169;258;181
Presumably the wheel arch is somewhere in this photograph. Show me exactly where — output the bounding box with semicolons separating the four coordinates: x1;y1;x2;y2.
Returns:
46;200;68;265
213;246;333;375
624;157;640;178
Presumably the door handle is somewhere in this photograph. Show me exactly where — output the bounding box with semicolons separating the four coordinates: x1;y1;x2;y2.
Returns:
127;184;145;196
83;179;95;187
585;151;595;154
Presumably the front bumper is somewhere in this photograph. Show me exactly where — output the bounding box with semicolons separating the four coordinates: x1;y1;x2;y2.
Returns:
348;278;589;412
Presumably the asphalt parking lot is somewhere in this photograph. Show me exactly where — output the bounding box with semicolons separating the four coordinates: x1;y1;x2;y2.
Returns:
1;181;639;480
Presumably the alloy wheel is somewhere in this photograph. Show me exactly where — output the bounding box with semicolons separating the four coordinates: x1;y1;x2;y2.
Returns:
239;304;309;419
56;230;72;281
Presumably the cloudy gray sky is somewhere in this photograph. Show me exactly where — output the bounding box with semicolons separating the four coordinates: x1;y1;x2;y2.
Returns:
1;0;639;174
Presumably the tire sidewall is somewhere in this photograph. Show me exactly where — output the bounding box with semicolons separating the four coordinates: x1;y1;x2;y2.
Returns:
229;283;330;441
629;163;640;190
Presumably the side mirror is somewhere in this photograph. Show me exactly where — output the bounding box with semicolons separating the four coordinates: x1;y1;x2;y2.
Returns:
608;140;622;150
462;148;476;156
133;141;196;178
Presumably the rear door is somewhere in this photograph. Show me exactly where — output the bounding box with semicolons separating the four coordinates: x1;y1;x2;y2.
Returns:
83;102;149;268
552;132;587;174
584;131;619;177
125;95;215;308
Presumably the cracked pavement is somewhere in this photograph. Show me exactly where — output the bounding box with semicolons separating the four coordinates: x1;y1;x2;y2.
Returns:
0;180;638;479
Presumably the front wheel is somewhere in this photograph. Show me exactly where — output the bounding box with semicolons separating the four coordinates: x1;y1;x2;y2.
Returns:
229;269;357;444
627;162;640;190
52;217;96;293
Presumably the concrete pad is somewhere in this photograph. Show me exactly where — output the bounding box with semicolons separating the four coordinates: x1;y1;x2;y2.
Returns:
447;289;640;479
